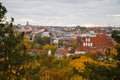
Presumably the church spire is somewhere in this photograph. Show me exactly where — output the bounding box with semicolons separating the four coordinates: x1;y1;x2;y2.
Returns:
26;21;29;26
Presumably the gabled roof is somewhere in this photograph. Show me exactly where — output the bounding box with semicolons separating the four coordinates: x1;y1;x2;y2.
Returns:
76;46;90;51
82;34;113;47
76;34;113;54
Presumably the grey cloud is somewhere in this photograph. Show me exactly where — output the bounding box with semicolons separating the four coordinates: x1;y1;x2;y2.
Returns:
1;0;120;26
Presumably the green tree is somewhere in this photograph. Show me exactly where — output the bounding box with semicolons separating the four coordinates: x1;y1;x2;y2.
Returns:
111;30;120;43
34;36;50;46
111;30;120;60
81;31;120;80
80;30;120;80
83;63;113;80
0;3;30;79
31;36;50;49
111;30;120;80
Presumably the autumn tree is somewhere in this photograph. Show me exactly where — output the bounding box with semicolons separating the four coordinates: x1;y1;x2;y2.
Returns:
0;3;31;79
81;31;120;80
69;56;96;73
52;58;67;69
32;43;41;49
111;30;120;79
83;62;116;80
43;44;57;55
23;37;31;49
72;42;77;50
81;30;120;80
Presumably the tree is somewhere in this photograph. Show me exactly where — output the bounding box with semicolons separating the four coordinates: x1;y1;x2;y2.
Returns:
111;30;120;43
83;63;113;80
81;31;120;80
43;44;57;55
0;3;30;79
52;58;64;69
72;42;77;50
32;43;41;49
34;36;50;46
111;30;120;60
111;30;120;79
23;37;31;49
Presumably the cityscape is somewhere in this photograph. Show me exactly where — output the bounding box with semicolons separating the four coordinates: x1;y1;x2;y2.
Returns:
15;22;120;58
0;0;120;80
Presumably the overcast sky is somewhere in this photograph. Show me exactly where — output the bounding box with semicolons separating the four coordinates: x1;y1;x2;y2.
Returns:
1;0;120;27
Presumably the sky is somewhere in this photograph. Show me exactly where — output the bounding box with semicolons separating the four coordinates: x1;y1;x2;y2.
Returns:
1;0;120;27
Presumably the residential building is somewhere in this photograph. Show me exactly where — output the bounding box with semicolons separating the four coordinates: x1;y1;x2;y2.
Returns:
75;33;113;55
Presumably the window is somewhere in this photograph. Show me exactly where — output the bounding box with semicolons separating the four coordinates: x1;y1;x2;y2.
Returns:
88;43;90;46
83;42;86;46
86;38;87;42
90;43;93;46
88;38;90;42
86;43;87;46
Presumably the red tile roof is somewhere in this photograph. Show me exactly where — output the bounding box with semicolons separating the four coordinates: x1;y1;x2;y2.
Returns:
82;34;113;47
56;49;69;55
76;34;113;55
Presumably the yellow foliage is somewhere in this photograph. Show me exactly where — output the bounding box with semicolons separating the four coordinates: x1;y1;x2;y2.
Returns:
43;44;57;50
29;60;40;68
52;58;63;66
98;62;117;68
71;75;86;80
40;68;70;80
36;52;42;57
19;66;23;70
33;43;41;49
52;58;63;62
22;78;26;80
72;42;77;49
11;69;16;74
23;38;31;49
69;56;96;72
43;44;57;54
32;60;40;67
110;47;117;56
96;33;102;37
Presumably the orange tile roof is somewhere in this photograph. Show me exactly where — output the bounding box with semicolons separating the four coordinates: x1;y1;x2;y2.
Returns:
56;49;69;55
76;34;111;55
82;34;113;47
